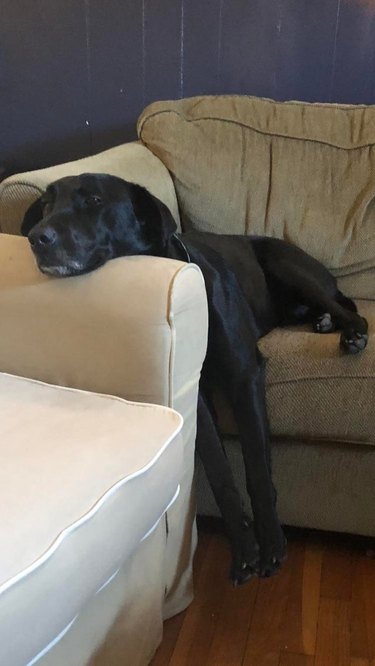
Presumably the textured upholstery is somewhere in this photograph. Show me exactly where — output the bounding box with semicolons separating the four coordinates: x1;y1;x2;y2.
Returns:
138;95;375;299
214;300;375;445
0;141;181;235
196;436;375;537
139;95;375;536
261;300;375;444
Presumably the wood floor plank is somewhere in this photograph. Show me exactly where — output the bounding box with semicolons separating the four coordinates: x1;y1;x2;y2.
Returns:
153;528;375;666
300;541;323;656
168;532;231;666
151;530;212;666
320;542;354;601
243;652;280;666
206;572;258;665
279;538;323;657
242;541;300;664
278;539;306;656
350;556;370;661
151;612;185;666
279;653;314;665
314;598;351;666
362;555;375;660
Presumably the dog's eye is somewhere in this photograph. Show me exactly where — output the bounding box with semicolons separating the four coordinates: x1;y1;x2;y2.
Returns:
85;195;103;206
41;200;52;213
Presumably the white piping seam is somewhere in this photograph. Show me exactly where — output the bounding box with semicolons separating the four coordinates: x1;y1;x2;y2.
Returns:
94;567;121;596
23;484;181;666
0;421;183;597
0;370;184;420
26;615;78;666
140;484;180;542
95;485;180;595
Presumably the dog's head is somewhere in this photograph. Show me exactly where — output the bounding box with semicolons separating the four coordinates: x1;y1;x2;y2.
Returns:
22;173;177;277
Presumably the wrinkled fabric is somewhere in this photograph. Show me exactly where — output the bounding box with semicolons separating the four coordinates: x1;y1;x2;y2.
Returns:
139;95;375;537
0;141;181;235
138;95;375;298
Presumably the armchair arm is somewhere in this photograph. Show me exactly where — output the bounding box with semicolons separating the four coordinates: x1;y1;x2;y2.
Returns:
0;141;180;235
0;233;208;617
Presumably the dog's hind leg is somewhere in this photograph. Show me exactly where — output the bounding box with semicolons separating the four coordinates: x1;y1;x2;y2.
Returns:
312;290;359;333
262;249;368;353
295;280;367;353
196;391;259;585
253;238;368;353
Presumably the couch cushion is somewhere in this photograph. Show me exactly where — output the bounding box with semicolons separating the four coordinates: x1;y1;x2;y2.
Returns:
0;372;182;666
0;141;181;235
138;95;375;299
216;300;375;445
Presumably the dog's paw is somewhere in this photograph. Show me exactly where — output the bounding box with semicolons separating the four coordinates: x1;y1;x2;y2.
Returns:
231;519;259;586
313;312;335;333
257;533;287;578
340;318;368;354
231;562;257;586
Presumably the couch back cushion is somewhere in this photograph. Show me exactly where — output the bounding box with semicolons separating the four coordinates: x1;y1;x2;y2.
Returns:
0;142;181;235
138;96;375;297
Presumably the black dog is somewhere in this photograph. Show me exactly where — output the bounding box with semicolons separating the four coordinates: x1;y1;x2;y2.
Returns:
22;173;369;585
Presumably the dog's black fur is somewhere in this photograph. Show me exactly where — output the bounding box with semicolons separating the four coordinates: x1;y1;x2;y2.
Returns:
22;173;369;584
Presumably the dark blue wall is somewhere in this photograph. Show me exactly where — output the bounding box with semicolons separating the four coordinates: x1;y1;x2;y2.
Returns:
1;0;375;180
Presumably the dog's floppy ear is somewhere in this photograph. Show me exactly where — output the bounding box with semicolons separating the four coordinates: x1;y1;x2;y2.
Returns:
21;197;44;236
129;183;177;249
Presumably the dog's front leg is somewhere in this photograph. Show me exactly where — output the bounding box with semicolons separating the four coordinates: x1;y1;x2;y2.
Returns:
196;391;259;585
196;259;286;577
224;345;287;577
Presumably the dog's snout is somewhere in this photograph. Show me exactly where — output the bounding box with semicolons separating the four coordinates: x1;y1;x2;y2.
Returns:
29;226;57;248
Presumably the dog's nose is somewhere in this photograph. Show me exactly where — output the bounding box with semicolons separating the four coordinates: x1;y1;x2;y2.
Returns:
29;226;57;248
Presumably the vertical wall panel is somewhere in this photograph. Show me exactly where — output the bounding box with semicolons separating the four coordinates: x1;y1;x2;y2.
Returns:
276;0;340;102
183;0;223;97
330;0;375;104
218;0;280;98
87;0;143;153
143;0;183;105
0;0;90;176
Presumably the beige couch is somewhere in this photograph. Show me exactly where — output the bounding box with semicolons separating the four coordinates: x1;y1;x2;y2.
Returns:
1;95;374;547
0;163;208;627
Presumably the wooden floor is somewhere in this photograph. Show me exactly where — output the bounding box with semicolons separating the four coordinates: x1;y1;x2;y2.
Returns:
151;522;375;666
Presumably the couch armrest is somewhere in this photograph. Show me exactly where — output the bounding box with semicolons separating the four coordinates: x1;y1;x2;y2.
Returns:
0;233;208;617
0;141;180;235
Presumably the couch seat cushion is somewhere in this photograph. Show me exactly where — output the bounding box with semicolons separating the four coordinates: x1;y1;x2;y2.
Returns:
0;373;182;666
217;300;375;445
